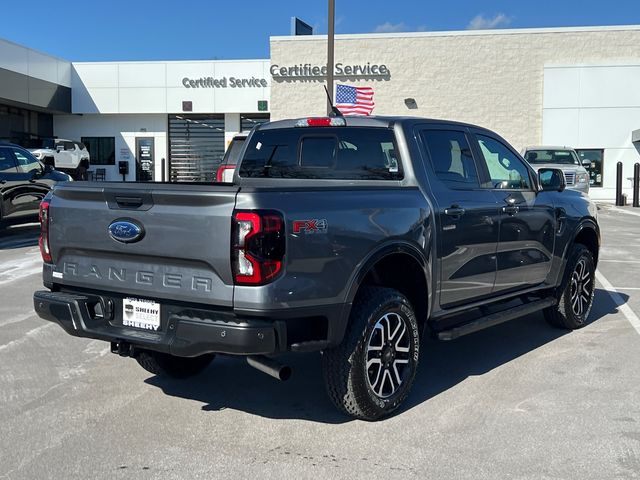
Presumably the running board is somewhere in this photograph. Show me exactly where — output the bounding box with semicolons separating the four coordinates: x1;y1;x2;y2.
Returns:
437;297;557;341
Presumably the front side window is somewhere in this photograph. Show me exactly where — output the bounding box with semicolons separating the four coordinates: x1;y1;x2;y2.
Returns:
421;130;479;189
477;135;532;190
239;127;402;180
81;137;115;165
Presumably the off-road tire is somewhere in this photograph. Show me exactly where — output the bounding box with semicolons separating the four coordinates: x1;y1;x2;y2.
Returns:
136;351;215;379
544;244;595;329
322;287;420;421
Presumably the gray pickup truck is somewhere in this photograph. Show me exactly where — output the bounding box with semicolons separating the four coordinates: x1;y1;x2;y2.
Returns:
33;116;600;420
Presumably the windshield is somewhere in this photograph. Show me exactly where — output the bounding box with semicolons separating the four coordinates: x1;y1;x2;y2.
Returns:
525;149;579;165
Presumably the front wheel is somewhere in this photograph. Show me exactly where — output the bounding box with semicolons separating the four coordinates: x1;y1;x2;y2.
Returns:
544;244;596;329
322;287;420;421
136;350;215;379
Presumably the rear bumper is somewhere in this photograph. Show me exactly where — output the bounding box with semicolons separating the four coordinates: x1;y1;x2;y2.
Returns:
33;290;347;357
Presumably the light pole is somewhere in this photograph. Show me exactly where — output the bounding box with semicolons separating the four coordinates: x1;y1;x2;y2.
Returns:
326;0;335;115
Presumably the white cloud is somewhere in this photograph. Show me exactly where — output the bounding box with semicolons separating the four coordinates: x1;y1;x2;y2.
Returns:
373;22;407;33
467;13;512;30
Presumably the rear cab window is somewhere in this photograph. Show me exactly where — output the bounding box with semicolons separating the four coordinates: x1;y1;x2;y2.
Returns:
239;127;403;180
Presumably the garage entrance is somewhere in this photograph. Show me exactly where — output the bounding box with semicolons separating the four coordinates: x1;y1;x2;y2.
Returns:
168;114;225;182
168;114;270;182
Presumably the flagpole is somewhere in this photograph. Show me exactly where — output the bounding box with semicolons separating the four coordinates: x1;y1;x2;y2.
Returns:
327;0;335;115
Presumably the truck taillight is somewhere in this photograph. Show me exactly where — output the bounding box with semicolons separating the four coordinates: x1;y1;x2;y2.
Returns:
216;165;235;183
39;200;52;263
232;211;285;285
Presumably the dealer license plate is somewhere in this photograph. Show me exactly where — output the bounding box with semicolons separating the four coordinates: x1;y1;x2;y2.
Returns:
122;297;161;331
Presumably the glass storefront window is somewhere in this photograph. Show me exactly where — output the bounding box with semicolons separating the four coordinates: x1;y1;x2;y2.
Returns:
0;103;53;146
81;137;115;165
576;149;604;187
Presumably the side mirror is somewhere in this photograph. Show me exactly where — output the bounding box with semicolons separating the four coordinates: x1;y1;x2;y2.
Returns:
581;159;592;168
538;168;566;192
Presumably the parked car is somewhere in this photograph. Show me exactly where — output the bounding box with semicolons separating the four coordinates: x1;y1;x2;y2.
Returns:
522;146;590;194
0;143;72;225
33;116;599;420
215;132;249;182
29;139;90;180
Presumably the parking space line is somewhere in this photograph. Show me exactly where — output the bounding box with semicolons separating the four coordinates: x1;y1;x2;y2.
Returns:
599;259;640;264
0;324;52;352
606;206;640;217
596;270;640;336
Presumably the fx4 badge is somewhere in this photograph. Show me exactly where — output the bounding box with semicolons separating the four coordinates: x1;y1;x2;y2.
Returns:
292;219;328;235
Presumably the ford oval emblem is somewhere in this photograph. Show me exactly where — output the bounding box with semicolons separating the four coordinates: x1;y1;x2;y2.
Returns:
108;220;144;243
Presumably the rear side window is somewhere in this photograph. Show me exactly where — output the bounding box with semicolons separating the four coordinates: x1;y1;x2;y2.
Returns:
421;130;479;189
239;127;402;180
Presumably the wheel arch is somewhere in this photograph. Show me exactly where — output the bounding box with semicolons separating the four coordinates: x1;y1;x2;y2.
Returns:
571;219;600;267
345;242;431;332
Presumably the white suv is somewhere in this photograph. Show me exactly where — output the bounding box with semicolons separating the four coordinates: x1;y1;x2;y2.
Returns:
29;139;90;180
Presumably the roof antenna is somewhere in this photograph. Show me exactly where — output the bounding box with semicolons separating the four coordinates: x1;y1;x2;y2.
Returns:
324;85;343;117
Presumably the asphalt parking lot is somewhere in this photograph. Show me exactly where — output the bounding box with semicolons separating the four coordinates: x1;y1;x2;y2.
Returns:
1;207;640;480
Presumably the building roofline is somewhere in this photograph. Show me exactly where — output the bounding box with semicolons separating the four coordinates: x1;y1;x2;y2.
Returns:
0;36;70;64
71;59;270;66
271;24;640;42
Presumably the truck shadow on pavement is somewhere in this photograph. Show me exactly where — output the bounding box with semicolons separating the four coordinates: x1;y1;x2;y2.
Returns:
146;288;626;423
0;223;40;250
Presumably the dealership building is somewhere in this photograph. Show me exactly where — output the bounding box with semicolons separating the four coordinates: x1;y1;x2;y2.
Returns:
2;25;640;199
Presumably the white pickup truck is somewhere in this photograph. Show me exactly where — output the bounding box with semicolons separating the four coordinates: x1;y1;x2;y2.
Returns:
30;139;90;180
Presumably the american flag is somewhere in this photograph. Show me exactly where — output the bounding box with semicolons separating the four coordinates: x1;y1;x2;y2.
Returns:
335;84;375;116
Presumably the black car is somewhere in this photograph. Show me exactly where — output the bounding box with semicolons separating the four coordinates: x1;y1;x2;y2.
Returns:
0;143;72;225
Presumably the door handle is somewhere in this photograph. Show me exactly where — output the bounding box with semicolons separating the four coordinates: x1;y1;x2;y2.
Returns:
0;180;6;185
502;205;519;215
444;206;466;217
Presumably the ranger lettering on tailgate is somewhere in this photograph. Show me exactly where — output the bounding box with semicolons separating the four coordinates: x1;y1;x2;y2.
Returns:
61;262;214;292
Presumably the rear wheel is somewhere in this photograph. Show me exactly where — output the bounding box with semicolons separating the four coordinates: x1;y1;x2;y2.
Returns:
136;350;215;379
544;244;595;329
322;287;420;421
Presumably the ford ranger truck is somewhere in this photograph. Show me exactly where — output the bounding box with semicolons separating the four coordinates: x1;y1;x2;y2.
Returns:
33;116;600;421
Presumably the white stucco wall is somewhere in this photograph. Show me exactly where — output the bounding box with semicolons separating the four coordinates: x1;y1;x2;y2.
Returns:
71;60;270;114
53;114;167;181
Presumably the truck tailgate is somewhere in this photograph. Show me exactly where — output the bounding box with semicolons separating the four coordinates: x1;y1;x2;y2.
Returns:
47;183;238;306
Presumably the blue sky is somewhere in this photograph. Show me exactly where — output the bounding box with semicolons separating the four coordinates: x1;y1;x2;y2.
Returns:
3;0;640;61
